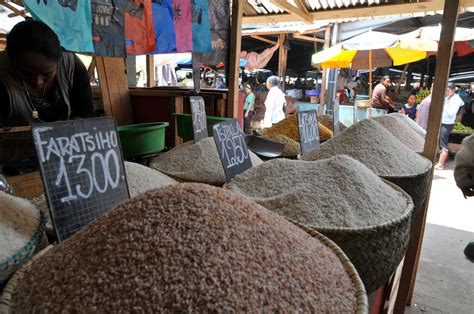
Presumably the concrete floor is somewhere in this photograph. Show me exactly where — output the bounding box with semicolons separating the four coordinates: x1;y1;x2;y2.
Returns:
405;160;474;314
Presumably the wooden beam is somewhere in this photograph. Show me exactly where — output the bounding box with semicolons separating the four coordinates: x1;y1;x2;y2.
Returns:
242;0;474;24
299;27;327;35
250;35;277;45
393;0;461;312
243;1;257;16
95;57;134;126
293;34;325;43
0;0;27;17
227;0;244;119
278;33;288;91
242;27;326;37
268;0;313;24
319;26;331;113
146;55;155;87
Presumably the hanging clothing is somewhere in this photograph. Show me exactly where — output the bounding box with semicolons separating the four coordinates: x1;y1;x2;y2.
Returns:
23;0;94;53
91;0;126;57
191;0;212;53
240;44;279;71
150;0;177;53
172;0;193;52
125;0;156;55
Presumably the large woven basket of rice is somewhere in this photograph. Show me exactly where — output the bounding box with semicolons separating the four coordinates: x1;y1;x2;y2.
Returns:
290;179;413;293
0;209;46;289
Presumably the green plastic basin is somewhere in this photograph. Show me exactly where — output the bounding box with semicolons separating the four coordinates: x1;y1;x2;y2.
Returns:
117;122;169;158
173;114;232;142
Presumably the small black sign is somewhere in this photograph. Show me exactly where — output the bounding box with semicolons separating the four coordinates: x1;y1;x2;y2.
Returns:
190;96;208;142
297;110;320;155
32;117;129;242
213;119;252;182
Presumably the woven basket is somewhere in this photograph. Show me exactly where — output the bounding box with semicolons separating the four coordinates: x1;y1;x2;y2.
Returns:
0;209;47;289
0;246;52;313
290;180;414;293
0;233;368;314
380;159;432;220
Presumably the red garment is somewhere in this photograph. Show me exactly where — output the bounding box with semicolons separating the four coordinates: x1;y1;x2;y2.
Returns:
455;41;474;57
172;0;193;52
125;0;156;54
240;44;279;71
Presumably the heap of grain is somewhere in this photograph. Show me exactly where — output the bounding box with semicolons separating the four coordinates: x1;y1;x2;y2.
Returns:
124;161;177;197
260;114;333;142
390;113;426;138
149;137;263;185
0;192;41;261
226;155;413;292
372;115;425;153
11;184;362;312
301;118;432;218
318;114;347;132
264;134;300;157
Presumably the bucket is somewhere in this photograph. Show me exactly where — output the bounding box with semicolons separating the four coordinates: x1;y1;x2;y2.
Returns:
117;123;168;158
173;114;232;142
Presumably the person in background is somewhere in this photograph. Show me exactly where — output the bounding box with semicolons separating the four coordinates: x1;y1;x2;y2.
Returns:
262;76;286;128
416;87;432;130
453;134;474;261
435;82;466;170
0;20;93;127
402;94;417;120
243;82;255;134
371;75;396;113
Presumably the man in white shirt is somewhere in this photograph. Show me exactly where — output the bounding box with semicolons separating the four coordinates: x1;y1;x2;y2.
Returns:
262;76;286;128
435;82;465;170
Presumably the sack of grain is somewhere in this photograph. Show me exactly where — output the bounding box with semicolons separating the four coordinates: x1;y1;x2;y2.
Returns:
262;134;300;157
226;155;413;292
124;161;177;198
372;115;425;153
10;184;367;312
302;118;432;219
149;137;263;185
0;192;46;287
390;113;426;138
260;114;333;142
318;114;347;132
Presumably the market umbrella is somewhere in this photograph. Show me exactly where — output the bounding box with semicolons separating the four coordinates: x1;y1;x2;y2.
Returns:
311;30;437;111
401;26;474;56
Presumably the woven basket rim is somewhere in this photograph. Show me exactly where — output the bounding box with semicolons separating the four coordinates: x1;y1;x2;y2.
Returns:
299;227;369;313
378;159;432;179
0;209;47;271
0;246;52;313
288;179;414;234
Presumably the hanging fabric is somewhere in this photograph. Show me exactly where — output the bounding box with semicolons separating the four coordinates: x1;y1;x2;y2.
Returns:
193;0;229;70
191;0;212;53
172;0;193;52
23;0;94;53
91;0;126;57
125;0;156;55
150;0;177;53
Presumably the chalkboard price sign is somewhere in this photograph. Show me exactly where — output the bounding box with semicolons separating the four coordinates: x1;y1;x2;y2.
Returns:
32;117;129;242
213;119;252;182
297;110;320;155
190;96;208;142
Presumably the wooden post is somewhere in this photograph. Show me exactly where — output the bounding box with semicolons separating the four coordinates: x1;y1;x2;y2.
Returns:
319;26;331;115
369;49;373;118
227;0;244;119
170;96;184;147
278;33;288;91
393;0;460;312
146;55;155;87
96;57;134;126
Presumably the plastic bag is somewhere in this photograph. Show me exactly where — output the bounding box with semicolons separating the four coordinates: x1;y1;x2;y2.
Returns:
23;0;94;53
125;0;156;55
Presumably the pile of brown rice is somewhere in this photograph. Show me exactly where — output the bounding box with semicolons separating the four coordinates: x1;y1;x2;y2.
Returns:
149;137;263;185
11;184;359;312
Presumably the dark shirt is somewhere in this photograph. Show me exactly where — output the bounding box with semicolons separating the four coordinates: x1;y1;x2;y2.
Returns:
0;54;93;126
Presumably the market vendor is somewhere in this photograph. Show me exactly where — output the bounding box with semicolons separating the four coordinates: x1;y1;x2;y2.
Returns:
0;20;93;127
371;75;396;113
262;76;286;128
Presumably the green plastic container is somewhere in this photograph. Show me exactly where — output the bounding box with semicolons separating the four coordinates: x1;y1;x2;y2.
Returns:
117;122;169;158
173;114;232;142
